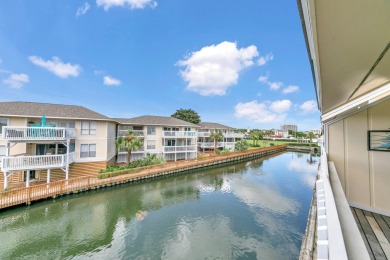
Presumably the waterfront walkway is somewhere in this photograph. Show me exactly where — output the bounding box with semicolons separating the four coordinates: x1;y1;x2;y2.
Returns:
352;207;390;259
0;145;286;210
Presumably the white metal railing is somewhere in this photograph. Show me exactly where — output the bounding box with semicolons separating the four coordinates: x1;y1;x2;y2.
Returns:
197;142;224;148
223;133;244;138
0;152;76;172
197;132;244;138
316;140;348;260
162;131;197;138
118;147;145;153
1;126;75;141
197;132;211;137
163;145;197;152
117;130;145;137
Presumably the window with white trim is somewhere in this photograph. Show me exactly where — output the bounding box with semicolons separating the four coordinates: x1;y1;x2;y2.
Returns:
147;140;156;150
147;126;156;135
0;118;8;135
184;127;191;131
81;121;97;135
80;144;96;158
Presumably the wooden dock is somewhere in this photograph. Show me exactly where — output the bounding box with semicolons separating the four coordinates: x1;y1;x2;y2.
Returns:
352;207;390;259
0;145;286;210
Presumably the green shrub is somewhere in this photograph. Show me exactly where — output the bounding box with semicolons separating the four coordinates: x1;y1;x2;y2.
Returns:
216;148;230;155
270;143;275;146
235;140;248;151
100;154;165;174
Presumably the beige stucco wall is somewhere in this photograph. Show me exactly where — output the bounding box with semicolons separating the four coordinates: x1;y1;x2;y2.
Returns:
328;98;390;213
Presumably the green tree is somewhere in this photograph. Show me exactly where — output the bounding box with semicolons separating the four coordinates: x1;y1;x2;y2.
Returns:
250;129;263;146
171;108;201;124
235;139;248;151
307;131;316;148
115;130;143;163
209;129;224;153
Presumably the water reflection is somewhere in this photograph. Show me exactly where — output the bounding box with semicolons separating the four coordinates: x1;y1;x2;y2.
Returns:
0;151;317;260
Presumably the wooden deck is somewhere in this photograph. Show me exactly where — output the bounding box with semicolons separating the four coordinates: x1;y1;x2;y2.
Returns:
352;207;390;259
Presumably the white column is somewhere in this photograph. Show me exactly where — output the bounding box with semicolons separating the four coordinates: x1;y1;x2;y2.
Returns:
26;170;30;187
4;172;8;190
47;169;51;183
5;142;9;156
65;138;70;180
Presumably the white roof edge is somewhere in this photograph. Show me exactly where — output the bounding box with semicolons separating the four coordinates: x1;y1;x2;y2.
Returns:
322;82;390;122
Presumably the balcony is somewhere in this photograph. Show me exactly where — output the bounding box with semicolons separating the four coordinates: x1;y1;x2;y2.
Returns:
117;130;145;137
197;142;224;148
163;131;197;138
197;132;211;137
223;133;244;138
0;152;75;172
163;145;197;153
197;132;244;138
2;126;75;141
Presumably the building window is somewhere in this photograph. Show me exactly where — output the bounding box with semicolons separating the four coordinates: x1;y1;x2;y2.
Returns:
0;145;5;156
0;118;7;134
147;126;156;135
147;140;156;150
81;121;97;135
184;127;191;131
80;144;96;158
166;140;176;146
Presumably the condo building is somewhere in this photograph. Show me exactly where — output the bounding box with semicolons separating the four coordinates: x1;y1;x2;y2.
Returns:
197;122;244;151
114;116;199;162
0;102;246;189
0;102;116;189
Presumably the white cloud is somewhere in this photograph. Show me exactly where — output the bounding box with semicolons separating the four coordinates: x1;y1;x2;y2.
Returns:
269;100;292;113
258;75;268;83
178;41;259;96
234;99;292;123
282;85;299;94
96;0;157;10
268;81;283;90
103;76;121;86
257;53;273;66
29;56;81;78
299;100;318;114
76;2;91;16
258;74;283;90
3;73;29;88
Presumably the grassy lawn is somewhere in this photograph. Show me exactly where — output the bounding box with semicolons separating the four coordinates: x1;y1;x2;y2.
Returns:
246;139;288;149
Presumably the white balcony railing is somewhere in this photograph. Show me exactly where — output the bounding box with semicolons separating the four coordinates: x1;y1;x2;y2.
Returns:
1;126;76;141
0;152;76;172
163;131;197;138
163;145;197;152
223;133;244;138
197;142;224;148
118;147;145;153
117;130;145;137
197;132;211;137
197;132;244;138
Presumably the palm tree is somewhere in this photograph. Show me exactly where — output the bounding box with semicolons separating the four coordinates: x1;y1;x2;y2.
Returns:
209;129;224;153
250;129;263;146
307;131;315;148
115;130;143;163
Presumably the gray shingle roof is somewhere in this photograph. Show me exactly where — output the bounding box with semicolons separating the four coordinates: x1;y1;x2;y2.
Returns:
198;122;235;130
113;116;200;127
0;101;111;120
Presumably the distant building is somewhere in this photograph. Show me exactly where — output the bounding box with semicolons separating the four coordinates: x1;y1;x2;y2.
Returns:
281;124;298;133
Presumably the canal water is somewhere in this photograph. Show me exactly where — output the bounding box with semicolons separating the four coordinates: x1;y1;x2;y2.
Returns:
0;151;318;260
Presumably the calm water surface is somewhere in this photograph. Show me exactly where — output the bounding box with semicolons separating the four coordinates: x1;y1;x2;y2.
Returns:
0;151;318;260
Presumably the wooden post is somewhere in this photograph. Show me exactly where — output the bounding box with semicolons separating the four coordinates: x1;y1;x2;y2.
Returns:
4;172;8;190
47;169;51;183
26;170;30;188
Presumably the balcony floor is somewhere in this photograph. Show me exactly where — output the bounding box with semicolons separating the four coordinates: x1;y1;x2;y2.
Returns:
352;207;390;259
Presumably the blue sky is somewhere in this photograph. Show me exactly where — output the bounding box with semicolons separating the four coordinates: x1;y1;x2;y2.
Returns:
0;0;320;130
